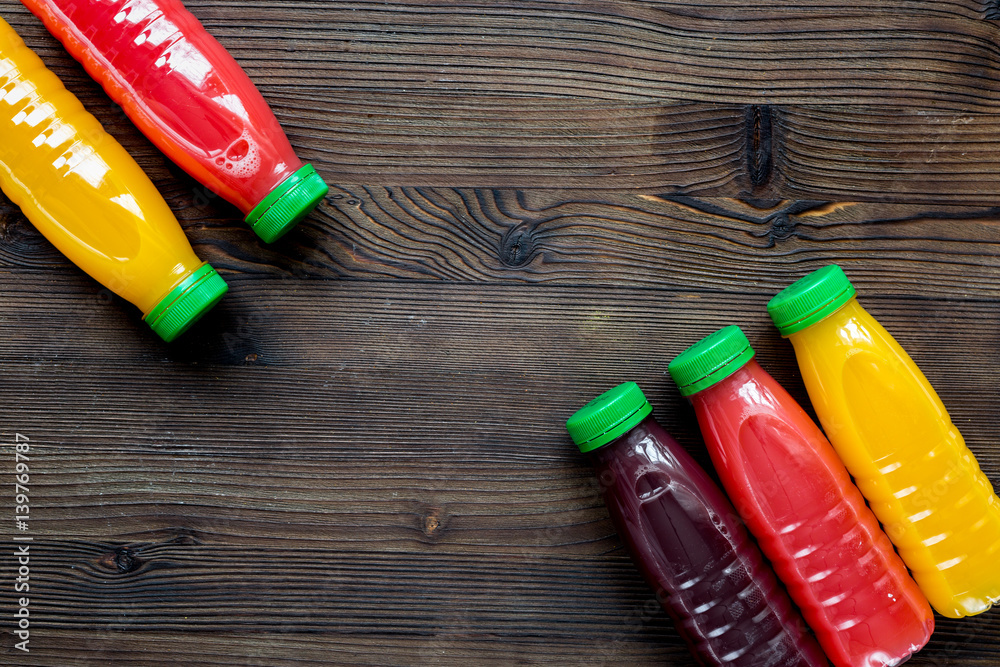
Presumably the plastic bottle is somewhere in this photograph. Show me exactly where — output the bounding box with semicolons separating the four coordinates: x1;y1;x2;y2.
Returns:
0;17;226;341
21;0;330;242
668;326;934;667
566;382;827;667
767;264;1000;618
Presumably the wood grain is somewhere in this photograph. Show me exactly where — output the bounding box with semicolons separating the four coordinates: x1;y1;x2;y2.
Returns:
9;1;1000;198
4;631;692;666
187;0;1000;110
4;0;1000;663
8;189;1000;297
3;276;1000;665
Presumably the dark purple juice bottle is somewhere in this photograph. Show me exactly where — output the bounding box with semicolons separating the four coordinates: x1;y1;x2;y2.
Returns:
566;382;827;666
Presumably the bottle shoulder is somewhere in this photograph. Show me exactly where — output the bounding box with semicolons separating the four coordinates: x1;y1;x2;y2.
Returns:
793;299;908;361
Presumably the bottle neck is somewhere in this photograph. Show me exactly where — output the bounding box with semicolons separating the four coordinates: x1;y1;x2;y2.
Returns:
787;296;862;339
688;359;761;406
589;416;654;464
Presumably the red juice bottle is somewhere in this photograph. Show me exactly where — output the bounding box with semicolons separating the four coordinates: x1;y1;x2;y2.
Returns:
21;0;329;242
566;382;827;667
667;327;934;667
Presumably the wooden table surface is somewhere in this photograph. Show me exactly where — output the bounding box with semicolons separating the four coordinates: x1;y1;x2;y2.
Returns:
3;0;1000;664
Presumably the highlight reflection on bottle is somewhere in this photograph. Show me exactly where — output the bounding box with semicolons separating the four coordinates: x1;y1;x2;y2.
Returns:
21;0;330;242
0;17;227;341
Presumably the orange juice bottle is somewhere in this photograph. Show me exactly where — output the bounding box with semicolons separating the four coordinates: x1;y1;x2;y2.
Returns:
767;264;1000;618
0;17;226;341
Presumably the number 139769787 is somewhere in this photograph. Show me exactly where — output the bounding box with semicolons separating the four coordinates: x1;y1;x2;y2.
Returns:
14;434;29;531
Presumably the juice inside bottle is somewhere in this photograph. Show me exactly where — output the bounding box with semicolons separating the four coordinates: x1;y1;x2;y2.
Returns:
668;326;933;667
0;17;226;341
566;382;827;666
22;0;329;242
768;264;1000;618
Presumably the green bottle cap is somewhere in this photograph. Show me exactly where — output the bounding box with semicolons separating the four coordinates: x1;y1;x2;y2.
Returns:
767;264;857;336
144;263;228;343
245;164;329;243
668;325;755;396
566;382;653;453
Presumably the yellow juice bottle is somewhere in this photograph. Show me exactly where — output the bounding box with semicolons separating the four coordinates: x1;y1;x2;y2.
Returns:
767;264;1000;618
0;17;226;342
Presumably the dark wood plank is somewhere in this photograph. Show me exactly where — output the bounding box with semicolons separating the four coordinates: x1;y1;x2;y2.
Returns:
9;0;991;118
1;630;690;665
248;100;1000;202
0;544;997;665
777;106;1000;204
10;1;1000;199
238;101;1000;202
188;0;1000;110
279;190;1000;293
9;190;1000;298
272;97;751;195
3;276;1000;485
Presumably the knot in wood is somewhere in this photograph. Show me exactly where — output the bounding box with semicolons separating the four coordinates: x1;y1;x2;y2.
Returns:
0;213;32;245
98;547;142;574
768;212;797;242
423;507;442;537
745;105;774;188
499;224;537;268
